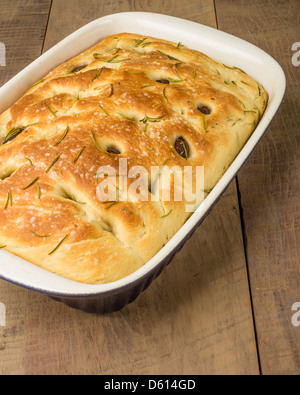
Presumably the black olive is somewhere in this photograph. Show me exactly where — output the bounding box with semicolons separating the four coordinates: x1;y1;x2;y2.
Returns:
174;137;189;159
71;64;88;73
106;146;121;155
197;105;212;115
156;79;170;84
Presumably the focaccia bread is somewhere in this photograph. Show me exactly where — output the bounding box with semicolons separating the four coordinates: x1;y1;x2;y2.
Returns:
0;33;268;284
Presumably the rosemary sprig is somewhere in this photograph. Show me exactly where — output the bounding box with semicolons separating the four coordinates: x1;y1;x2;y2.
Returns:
108;84;114;98
45;103;57;118
94;54;131;63
54;126;69;146
32;78;45;87
202;115;208;133
134;38;147;47
48;235;68;256
162;87;168;101
169;69;184;83
36;183;41;199
2;127;24;145
4;190;12;209
91;131;106;153
45;155;61;173
161;208;173;218
140;42;152;48
140;84;155;89
74;146;85;163
92;67;104;82
25;157;33;166
139;114;163;131
140;115;164;124
99;104;110;116
31;231;52;238
222;64;247;74
134;38;152;48
244;110;257;114
23;177;39;190
104;201;118;210
118;113;136;122
158;50;181;61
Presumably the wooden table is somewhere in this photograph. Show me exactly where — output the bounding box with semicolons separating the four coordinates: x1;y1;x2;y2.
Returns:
0;0;299;375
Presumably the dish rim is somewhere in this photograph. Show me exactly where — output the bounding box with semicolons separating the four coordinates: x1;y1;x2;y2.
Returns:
0;11;286;297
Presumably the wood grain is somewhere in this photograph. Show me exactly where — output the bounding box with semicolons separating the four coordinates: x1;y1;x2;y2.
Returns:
0;0;52;86
215;0;300;375
0;0;259;375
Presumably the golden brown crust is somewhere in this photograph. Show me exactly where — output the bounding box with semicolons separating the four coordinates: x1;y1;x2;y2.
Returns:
0;33;268;284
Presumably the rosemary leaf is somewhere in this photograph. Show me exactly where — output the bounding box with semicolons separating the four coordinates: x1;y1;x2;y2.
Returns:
158;50;180;61
91;131;106;153
31;231;52;238
4;190;12;210
140;115;164;124
32;79;45;87
140;84;154;89
2;127;24;145
161;209;173;218
134;38;147;47
36;183;41;199
95;54;131;63
118;113;136;122
45;155;61;173
108;84;114;98
0;245;6;249
23;177;39;190
99;104;110;116
92;67;104;82
141;42;152;48
203;115;208;133
25;157;33;166
45;103;57;118
104;201;118;210
169;69;184;83
74;146;85;163
222;64;247;74
54;126;69;146
48;235;68;256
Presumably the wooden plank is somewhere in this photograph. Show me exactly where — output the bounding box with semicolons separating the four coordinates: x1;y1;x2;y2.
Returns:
0;0;259;375
0;0;52;86
215;0;300;375
0;0;53;375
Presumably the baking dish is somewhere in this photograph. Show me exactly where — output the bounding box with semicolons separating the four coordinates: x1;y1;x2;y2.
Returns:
0;12;285;313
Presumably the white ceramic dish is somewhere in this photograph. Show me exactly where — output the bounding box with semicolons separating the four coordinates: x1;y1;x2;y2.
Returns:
0;12;285;313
